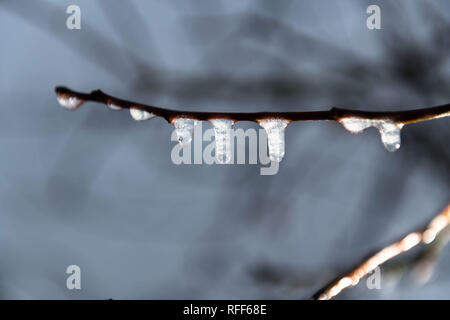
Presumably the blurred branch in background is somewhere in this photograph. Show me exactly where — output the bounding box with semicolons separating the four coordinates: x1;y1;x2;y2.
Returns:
312;203;450;300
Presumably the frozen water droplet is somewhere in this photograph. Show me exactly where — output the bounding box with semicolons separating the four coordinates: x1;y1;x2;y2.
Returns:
259;119;289;162
107;101;123;111
378;121;401;152
210;119;234;164
339;117;372;134
57;95;83;110
340;117;402;152
129;107;154;121
173;117;198;146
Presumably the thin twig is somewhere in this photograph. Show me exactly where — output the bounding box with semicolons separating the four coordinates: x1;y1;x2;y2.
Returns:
55;86;450;125
311;203;450;300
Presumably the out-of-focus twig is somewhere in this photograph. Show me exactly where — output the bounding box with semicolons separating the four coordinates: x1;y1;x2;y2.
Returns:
311;203;450;300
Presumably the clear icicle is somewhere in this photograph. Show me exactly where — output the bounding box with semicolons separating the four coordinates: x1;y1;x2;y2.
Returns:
107;101;123;111
259;119;289;162
173;118;198;146
340;117;402;152
57;95;83;110
210;119;234;164
129;107;154;121
378;121;402;152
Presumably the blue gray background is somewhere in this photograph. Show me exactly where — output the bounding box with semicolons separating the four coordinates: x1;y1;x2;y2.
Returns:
0;0;449;299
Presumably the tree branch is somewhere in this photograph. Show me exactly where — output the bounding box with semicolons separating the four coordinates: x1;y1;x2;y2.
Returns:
311;203;450;300
55;86;450;125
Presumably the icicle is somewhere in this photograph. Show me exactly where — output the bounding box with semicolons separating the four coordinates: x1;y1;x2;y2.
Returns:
259;119;289;162
340;117;402;152
172;117;198;146
210;119;234;164
107;101;123;111
57;95;83;110
377;121;402;152
129;107;154;121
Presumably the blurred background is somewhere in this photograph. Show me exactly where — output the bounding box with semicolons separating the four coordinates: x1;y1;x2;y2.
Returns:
0;0;449;299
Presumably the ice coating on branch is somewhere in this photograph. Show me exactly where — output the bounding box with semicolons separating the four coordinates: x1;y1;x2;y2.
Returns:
378;121;402;152
129;107;154;121
107;101;123;110
259;119;289;162
173;118;198;146
210;119;234;164
339;117;372;133
340;117;402;152
57;95;83;110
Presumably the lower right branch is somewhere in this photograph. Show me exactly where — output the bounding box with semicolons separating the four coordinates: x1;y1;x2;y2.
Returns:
311;203;450;300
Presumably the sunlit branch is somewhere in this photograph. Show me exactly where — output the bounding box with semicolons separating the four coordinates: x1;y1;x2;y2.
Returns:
55;86;450;160
55;86;450;125
311;203;450;300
